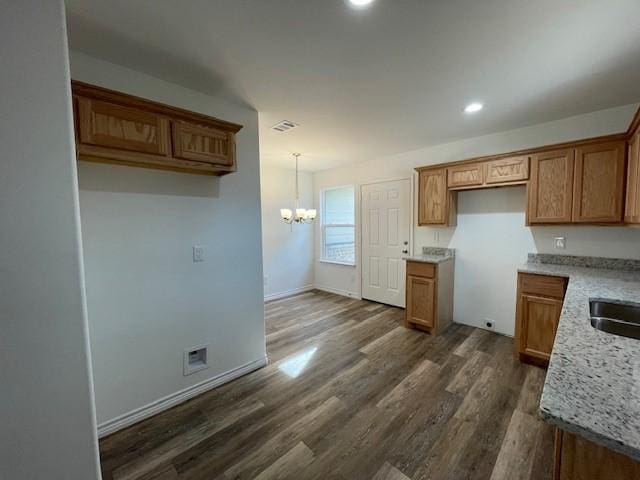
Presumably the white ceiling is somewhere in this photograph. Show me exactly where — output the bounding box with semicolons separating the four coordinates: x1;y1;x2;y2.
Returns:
65;0;640;171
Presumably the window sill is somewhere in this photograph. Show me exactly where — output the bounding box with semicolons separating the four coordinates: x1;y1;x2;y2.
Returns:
319;259;356;267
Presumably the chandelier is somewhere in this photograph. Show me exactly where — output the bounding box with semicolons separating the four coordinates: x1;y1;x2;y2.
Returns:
280;153;316;224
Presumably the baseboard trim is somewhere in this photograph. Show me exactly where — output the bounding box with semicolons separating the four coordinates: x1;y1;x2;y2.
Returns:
97;355;268;438
314;285;361;300
264;285;314;302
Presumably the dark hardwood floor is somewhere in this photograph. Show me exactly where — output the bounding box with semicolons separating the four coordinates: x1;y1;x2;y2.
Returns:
99;290;554;480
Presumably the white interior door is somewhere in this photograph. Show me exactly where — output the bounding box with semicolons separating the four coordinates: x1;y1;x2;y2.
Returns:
361;179;411;307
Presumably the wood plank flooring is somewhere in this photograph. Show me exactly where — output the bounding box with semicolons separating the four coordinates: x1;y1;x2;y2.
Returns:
99;290;554;480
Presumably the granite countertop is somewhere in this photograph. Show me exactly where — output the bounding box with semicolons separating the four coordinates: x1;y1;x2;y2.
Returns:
519;256;640;460
406;247;455;264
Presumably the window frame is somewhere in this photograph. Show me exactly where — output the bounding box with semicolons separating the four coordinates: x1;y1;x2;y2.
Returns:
320;185;356;266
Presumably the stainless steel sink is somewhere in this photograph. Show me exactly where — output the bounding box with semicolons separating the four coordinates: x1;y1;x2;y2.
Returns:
590;299;640;340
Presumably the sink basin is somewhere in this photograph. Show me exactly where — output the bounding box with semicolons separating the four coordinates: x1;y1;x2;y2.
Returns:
590;299;640;340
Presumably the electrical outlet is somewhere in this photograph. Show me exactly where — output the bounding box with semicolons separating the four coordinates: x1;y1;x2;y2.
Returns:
433;231;440;244
483;319;495;330
554;237;566;250
193;245;206;262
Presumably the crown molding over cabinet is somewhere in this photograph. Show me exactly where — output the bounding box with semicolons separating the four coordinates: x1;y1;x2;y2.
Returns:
415;106;640;227
71;81;243;176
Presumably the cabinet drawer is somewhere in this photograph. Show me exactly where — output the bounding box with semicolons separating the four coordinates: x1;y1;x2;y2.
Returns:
407;261;436;278
447;163;484;189
519;273;566;299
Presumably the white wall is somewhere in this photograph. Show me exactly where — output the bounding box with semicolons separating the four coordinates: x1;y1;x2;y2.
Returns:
70;52;266;428
313;103;640;335
0;2;101;479
261;166;314;300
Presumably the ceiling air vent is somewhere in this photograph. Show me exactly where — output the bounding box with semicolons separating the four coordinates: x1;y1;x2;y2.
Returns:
271;120;300;133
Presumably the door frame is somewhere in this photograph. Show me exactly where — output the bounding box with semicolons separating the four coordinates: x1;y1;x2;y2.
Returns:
358;176;414;303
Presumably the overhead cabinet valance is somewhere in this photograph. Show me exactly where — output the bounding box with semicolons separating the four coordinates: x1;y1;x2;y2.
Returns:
72;81;242;176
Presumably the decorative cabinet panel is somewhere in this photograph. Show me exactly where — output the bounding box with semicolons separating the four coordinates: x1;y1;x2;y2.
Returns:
171;121;235;168
418;169;454;225
447;163;484;189
625;128;640;223
485;156;529;184
514;273;567;367
72;81;242;176
555;429;640;480
77;98;171;156
527;149;575;224
572;141;626;223
405;260;454;335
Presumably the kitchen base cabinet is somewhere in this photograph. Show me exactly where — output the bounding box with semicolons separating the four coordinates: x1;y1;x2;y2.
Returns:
554;429;640;480
405;260;454;335
514;273;567;367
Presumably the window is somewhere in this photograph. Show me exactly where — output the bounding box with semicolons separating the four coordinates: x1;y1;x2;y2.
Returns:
321;186;355;265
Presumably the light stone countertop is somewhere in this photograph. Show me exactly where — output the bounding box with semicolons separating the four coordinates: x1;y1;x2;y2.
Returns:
406;247;455;265
405;254;454;264
518;261;640;460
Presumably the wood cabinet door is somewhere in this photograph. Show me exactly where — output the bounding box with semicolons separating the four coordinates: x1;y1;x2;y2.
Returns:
485;156;529;184
556;430;640;480
573;141;626;223
418;169;449;225
406;275;435;327
77;97;170;156
171;121;235;167
625;130;640;223
518;294;562;363
447;163;484;189
528;149;575;224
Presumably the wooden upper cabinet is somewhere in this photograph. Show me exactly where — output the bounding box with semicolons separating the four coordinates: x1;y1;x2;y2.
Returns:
171;121;235;168
447;163;484;189
572;141;626;223
72;81;242;176
625;129;640;223
528;149;575;224
485;156;529;184
77;98;171;157
418;169;453;225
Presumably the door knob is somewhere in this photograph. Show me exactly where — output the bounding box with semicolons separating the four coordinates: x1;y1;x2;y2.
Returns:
402;249;408;254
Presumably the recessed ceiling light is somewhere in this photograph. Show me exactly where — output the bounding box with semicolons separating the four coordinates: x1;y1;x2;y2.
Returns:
464;102;484;113
349;0;374;7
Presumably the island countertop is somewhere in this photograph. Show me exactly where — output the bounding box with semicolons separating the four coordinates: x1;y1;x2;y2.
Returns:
518;259;640;461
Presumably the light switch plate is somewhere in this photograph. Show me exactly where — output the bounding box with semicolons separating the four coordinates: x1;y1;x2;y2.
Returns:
193;245;205;262
554;237;566;250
